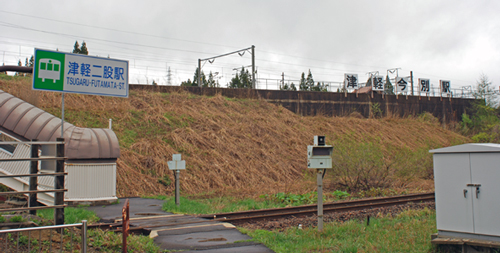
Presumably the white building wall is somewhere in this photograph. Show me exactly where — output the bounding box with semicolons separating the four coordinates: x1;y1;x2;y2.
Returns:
65;163;117;201
1;140;117;203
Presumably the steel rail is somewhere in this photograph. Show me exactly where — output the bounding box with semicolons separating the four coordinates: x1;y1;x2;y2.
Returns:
89;193;435;233
200;192;435;222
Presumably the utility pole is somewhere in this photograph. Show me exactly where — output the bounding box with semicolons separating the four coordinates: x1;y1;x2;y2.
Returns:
410;71;414;96
282;72;285;89
198;46;254;88
198;59;201;87
252;45;256;89
167;64;172;86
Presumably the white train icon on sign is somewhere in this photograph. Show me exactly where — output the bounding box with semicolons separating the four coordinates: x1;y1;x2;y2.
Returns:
38;59;61;83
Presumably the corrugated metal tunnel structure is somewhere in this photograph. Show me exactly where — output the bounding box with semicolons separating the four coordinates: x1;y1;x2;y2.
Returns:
0;89;120;204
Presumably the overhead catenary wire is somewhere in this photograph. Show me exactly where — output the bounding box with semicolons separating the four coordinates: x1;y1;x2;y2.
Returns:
0;11;478;87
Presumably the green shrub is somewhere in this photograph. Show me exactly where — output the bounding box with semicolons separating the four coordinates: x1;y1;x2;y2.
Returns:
9;215;25;222
371;103;383;118
460;101;500;142
273;192;318;206
331;139;390;191
331;190;350;199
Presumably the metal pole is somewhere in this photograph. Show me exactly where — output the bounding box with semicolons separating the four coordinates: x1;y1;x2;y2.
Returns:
122;199;129;253
410;71;414;96
55;138;65;225
198;59;202;87
82;220;87;253
175;170;180;206
251;45;255;89
61;93;65;138
317;169;323;231
29;139;39;215
281;72;284;90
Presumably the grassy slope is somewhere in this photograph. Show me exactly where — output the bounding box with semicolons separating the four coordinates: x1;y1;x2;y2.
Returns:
0;76;468;198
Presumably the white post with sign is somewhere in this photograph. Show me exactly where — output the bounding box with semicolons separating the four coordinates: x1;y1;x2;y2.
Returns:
307;136;333;232
168;154;186;206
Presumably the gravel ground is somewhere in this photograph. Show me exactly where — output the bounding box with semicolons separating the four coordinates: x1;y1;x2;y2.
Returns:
235;202;435;231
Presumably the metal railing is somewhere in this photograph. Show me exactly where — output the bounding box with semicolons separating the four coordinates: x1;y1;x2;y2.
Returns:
0;220;87;252
0;138;67;225
254;78;476;99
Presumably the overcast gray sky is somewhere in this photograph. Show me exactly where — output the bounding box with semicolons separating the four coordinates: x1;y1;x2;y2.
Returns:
1;0;499;93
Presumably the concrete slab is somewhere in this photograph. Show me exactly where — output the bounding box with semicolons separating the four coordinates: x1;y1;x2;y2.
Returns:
88;197;274;252
87;197;167;222
151;223;235;237
182;244;275;253
153;229;254;250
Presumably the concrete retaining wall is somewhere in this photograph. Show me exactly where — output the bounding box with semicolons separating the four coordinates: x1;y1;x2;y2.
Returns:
130;85;475;122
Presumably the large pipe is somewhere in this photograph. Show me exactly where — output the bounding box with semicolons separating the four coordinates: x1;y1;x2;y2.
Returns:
0;65;33;73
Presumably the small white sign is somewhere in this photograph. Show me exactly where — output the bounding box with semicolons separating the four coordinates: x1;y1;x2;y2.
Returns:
168;154;186;170
396;77;409;93
344;73;358;89
172;154;182;161
440;80;451;94
419;78;430;94
372;76;384;91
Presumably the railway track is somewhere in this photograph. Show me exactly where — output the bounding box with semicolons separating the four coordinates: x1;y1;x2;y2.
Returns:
200;192;435;222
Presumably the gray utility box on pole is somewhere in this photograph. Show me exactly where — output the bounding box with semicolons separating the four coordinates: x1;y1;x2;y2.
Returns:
307;136;333;232
307;136;333;169
430;143;500;242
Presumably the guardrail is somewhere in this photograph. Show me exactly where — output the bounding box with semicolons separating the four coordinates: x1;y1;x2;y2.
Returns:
0;220;87;252
0;138;67;225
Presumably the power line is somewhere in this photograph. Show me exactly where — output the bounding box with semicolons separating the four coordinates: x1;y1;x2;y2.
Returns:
0;22;220;56
0;10;241;51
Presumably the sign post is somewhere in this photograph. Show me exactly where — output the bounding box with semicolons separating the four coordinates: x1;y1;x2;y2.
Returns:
307;136;333;232
168;154;186;206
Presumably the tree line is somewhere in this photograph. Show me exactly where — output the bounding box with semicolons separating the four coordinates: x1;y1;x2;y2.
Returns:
181;67;329;92
11;41;89;77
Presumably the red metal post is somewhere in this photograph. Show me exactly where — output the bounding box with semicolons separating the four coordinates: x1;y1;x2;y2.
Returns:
122;199;129;253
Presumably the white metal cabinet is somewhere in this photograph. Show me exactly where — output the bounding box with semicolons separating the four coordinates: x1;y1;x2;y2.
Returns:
469;153;500;236
431;144;500;238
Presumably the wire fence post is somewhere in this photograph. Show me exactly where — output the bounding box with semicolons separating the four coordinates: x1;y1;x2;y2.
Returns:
82;220;88;253
55;138;65;225
29;139;39;215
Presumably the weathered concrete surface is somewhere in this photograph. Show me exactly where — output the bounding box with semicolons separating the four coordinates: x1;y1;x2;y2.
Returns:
182;244;274;253
131;84;474;123
87;197;166;222
89;198;274;252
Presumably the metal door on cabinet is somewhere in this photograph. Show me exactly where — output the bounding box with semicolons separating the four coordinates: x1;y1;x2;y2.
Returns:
469;153;500;237
433;153;474;234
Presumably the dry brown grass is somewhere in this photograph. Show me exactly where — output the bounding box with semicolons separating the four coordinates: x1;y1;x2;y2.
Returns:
0;76;469;198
